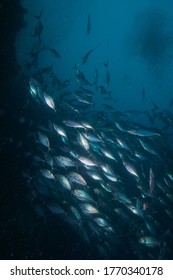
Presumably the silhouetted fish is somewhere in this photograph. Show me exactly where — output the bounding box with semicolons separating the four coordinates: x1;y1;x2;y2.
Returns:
87;14;91;35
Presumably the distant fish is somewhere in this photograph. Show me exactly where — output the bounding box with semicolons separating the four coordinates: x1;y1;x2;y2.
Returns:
105;69;110;87
31;19;43;39
40;169;55;180
82;46;98;64
103;60;109;68
74;94;93;105
62;77;71;88
149;167;154;196
78;87;94;97
146;111;155;124
38;132;50;150
47;48;61;59
139;236;159;247
97;85;112;95
127;128;160;137
103;104;115;110
76;70;95;86
151;102;159;110
87;14;91;35
94;69;99;84
42;65;53;74
73;63;79;70
63;120;85;129
47;202;65;215
34;10;43;20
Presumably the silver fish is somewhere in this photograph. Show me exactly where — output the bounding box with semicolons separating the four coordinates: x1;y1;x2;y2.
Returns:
68;172;87;186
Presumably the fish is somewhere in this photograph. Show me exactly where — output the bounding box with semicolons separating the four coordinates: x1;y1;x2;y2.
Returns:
40;169;55;180
139;236;160;247
94;217;110;227
43;92;56;111
53;124;68;140
103;60;109;68
138;139;158;156
94;69;99;84
87;170;103;181
32;19;43;39
54;156;75;168
29;78;53;108
29;78;40;98
82;46;98;64
25;48;173;260
127;128;160;137
116;138;132;152
47;202;65;215
149;167;154;195
77;156;97;166
78;87;94;97
87;14;91;35
105;70;110;87
158;241;167;260
73;189;94;203
63;120;85;129
100;148;117;161
34;10;43;20
56;175;71;191
47;48;61;59
80;203;99;215
151;102;159;110
83;132;103;142
42;65;53;74
62;77;71;88
97;85;112;95
146;111;155;124
122;160;139;179
76;70;95;86
74;94;93;105
68;172;87;186
38;132;50;149
80;121;94;130
62;102;80;115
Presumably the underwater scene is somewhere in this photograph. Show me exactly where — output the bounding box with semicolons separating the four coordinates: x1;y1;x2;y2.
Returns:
1;0;173;260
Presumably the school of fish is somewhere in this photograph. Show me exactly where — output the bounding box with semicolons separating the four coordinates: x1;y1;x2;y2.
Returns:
22;11;173;259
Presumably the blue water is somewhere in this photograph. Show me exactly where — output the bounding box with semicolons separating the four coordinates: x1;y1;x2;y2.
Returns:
6;0;173;259
16;0;173;111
